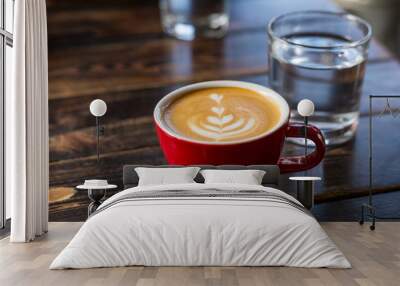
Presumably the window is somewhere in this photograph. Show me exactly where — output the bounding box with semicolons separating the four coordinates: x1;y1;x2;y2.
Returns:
1;0;14;229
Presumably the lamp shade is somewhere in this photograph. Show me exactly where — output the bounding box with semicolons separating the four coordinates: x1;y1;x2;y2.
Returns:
297;99;315;117
90;99;107;117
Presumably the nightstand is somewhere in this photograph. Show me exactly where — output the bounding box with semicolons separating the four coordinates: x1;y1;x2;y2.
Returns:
76;183;117;217
289;176;321;210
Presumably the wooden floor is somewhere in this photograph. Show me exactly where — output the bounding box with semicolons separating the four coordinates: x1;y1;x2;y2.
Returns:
0;222;399;286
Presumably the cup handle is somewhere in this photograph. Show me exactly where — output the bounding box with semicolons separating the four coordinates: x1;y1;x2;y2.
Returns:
278;123;326;173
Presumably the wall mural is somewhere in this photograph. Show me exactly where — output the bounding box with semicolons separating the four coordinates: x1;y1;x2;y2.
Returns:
47;0;400;222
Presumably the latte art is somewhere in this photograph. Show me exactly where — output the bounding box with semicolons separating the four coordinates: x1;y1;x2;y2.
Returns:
165;87;282;142
188;93;257;140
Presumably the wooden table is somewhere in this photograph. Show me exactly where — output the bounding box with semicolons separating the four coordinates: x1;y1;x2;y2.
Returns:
47;0;400;221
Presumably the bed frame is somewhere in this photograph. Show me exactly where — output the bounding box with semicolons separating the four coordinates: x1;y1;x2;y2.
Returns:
123;165;280;189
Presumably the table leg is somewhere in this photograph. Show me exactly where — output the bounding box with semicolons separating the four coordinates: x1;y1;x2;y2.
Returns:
302;181;314;210
88;202;101;217
87;189;106;216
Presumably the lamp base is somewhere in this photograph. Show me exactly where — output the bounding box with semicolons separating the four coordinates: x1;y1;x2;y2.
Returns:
359;203;376;231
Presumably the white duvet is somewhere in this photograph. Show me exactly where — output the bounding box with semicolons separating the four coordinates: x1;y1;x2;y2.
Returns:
50;183;350;269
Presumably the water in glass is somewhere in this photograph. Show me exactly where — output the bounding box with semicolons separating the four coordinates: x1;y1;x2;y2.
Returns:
270;32;366;145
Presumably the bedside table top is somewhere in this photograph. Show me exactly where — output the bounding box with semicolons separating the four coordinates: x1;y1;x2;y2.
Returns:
76;184;117;190
289;176;321;181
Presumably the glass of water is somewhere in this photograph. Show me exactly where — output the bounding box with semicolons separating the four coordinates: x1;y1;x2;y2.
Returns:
268;11;372;146
159;0;229;41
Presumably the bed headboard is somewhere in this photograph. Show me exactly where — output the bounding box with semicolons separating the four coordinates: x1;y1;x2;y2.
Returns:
123;165;280;189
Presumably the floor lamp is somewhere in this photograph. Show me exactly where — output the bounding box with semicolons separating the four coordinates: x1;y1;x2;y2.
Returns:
360;95;400;230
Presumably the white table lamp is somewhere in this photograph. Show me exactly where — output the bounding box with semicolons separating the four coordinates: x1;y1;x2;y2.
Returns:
90;99;107;117
297;99;315;157
90;99;107;163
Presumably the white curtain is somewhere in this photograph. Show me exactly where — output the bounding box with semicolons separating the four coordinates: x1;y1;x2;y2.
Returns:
8;0;49;242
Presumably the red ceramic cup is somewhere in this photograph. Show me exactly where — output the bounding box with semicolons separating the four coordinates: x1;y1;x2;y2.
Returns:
154;81;325;173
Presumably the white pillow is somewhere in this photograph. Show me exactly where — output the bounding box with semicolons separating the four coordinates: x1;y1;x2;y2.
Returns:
200;169;266;185
135;167;200;186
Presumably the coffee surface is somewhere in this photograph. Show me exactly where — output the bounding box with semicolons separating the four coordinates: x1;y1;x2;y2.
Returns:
164;87;281;142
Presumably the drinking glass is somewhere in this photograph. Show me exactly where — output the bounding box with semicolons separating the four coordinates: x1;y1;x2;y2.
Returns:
159;0;229;41
268;11;372;146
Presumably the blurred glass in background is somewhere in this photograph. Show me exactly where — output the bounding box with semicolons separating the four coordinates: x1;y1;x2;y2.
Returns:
159;0;229;41
336;0;400;57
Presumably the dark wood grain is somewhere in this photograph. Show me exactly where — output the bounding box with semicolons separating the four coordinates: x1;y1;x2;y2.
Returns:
47;34;391;100
47;0;400;221
47;0;391;100
47;0;340;49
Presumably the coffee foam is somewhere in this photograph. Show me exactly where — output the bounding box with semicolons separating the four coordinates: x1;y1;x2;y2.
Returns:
187;93;257;140
164;87;282;143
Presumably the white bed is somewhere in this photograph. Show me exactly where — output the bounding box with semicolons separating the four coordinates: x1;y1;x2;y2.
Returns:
50;183;350;269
